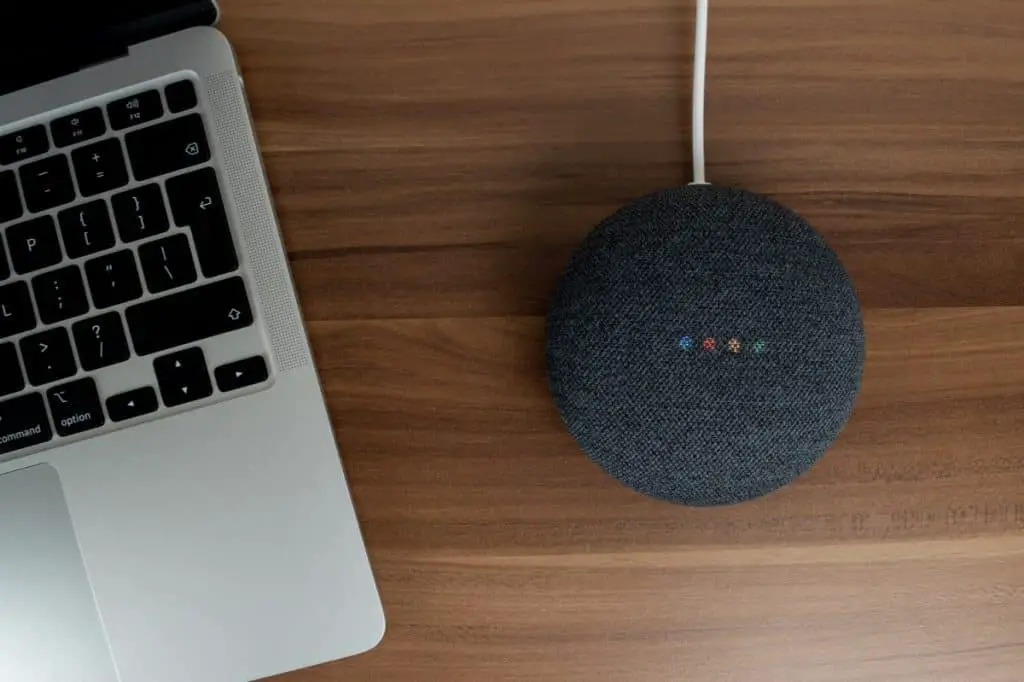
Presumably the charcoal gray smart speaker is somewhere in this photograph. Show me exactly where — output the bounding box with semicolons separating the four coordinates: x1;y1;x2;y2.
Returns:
545;1;865;506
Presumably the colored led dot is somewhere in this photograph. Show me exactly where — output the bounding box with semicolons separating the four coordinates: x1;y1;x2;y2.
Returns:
753;340;766;354
679;336;694;350
728;338;741;354
702;338;717;351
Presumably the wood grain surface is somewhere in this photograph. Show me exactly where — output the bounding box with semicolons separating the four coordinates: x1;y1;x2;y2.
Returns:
218;0;1024;679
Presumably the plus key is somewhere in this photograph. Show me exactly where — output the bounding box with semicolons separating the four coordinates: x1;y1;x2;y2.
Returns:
71;139;130;197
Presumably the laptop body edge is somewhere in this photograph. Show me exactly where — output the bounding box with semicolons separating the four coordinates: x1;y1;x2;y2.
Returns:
0;20;384;682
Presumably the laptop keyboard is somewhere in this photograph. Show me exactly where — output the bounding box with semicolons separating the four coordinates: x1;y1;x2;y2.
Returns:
0;77;271;459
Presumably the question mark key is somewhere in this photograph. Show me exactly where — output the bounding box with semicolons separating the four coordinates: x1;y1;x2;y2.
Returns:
72;313;131;371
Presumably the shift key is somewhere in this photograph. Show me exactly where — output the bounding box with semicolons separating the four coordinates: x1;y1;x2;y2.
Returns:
125;277;254;356
0;393;53;455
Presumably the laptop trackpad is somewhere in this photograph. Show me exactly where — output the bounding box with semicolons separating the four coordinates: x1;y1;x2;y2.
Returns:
0;465;119;682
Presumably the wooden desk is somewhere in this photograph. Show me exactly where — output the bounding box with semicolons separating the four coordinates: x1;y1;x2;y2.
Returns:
219;1;1024;679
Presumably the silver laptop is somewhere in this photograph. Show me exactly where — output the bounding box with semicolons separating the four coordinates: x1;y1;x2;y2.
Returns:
0;2;385;680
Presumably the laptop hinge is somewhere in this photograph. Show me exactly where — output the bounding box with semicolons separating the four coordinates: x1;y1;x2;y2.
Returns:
0;1;218;97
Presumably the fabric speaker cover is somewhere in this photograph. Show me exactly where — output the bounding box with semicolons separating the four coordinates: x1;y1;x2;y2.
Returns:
546;185;865;506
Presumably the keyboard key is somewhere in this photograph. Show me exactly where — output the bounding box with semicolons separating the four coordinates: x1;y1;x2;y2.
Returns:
125;114;210;181
126;276;253;356
58;200;116;259
165;166;220;225
154;347;213;407
51;108;107;148
165;80;198;113
165;167;239;277
0;281;36;339
19;154;75;212
85;250;143;309
111;184;169;242
20;327;77;386
72;312;130;371
32;266;89;325
0;170;23;224
165;166;239;276
71;138;130;197
47;377;105;437
0;393;52;455
108;90;163;131
215;356;269;393
0;238;8;281
107;386;159;422
0;342;25;397
138;234;197;294
6;216;62;274
0;125;49;165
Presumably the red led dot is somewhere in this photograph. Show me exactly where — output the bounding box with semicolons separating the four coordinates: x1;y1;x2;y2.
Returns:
703;338;717;351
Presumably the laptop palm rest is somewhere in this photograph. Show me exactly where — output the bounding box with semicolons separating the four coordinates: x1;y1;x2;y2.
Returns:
0;465;119;682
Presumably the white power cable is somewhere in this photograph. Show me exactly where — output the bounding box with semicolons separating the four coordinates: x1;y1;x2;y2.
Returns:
691;0;710;185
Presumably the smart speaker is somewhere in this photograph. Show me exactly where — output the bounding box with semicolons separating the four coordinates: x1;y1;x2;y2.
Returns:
544;1;865;506
546;185;864;505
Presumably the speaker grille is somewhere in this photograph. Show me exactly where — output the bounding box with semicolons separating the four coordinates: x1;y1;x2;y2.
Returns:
204;70;311;373
547;186;864;506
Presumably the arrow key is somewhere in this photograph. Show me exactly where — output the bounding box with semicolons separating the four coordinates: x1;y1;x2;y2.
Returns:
106;386;159;422
154;347;212;408
215;355;269;393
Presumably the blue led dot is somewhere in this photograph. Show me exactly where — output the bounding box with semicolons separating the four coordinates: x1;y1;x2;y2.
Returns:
679;336;694;350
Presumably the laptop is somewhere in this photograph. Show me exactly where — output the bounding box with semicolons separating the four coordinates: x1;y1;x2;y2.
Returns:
0;2;385;681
